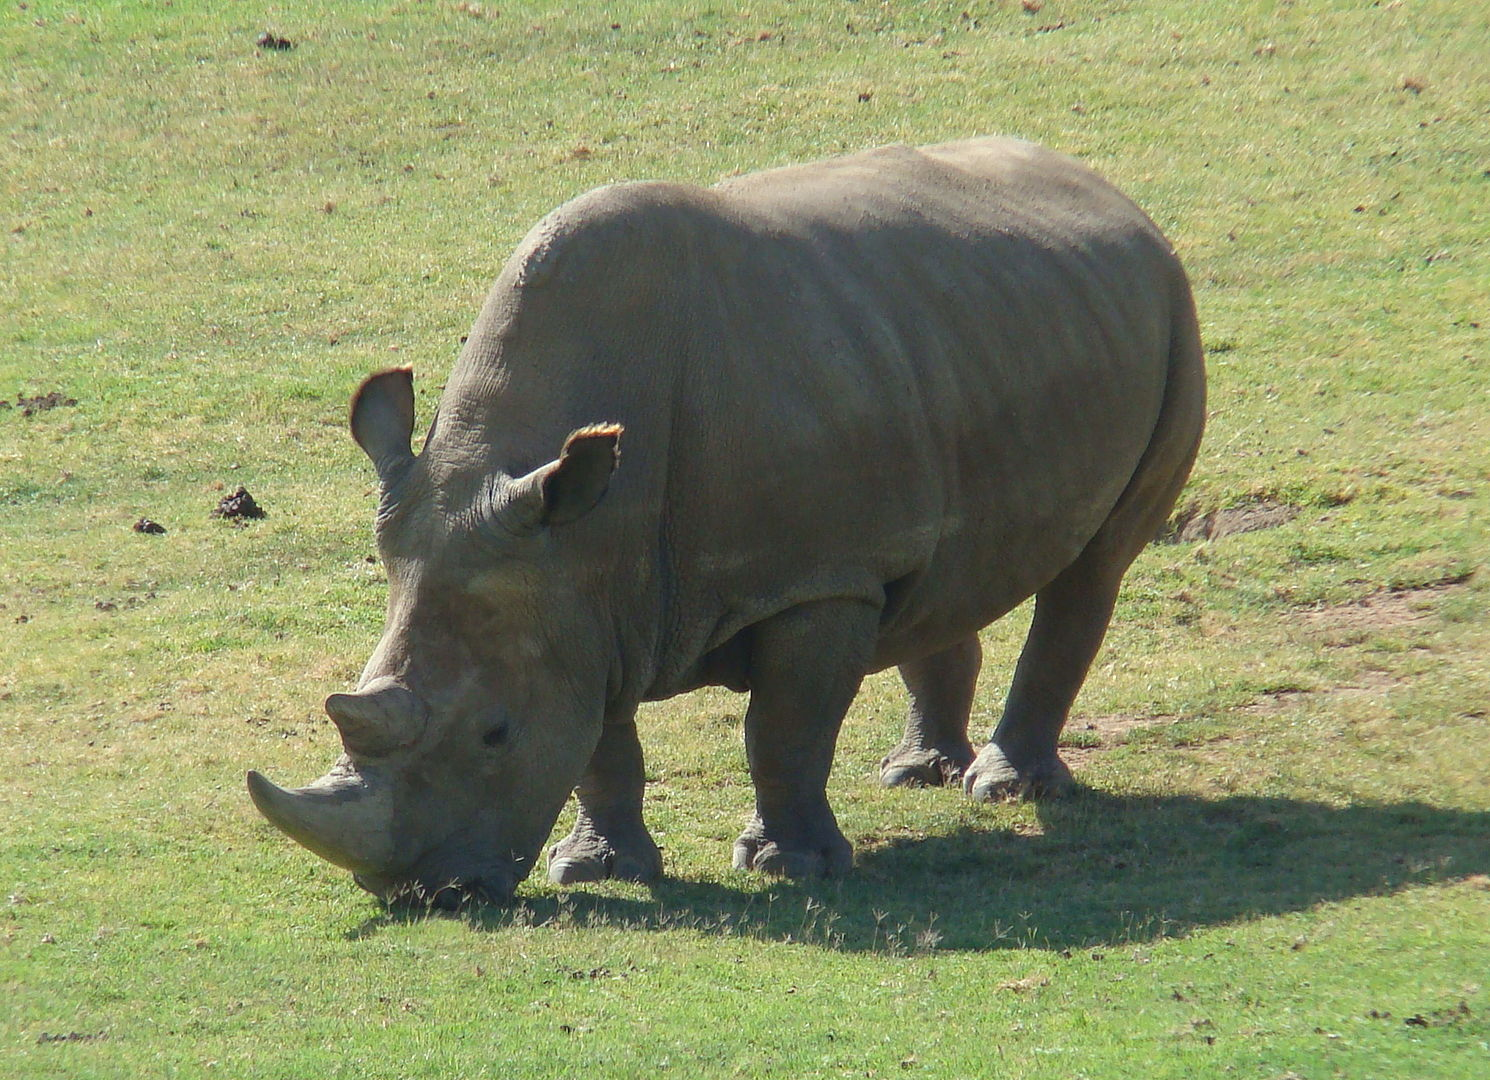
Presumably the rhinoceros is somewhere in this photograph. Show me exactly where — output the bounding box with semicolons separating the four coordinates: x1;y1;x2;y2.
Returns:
248;136;1205;906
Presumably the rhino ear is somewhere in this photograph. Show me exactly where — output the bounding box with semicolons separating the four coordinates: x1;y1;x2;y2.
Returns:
502;424;622;533
350;368;416;485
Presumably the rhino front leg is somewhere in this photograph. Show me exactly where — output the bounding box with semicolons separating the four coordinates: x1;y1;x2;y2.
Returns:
880;635;980;788
733;598;878;879
548;718;663;885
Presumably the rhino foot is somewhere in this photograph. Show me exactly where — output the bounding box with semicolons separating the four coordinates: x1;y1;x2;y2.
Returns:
732;818;853;879
963;743;1075;803
547;826;662;887
879;743;975;788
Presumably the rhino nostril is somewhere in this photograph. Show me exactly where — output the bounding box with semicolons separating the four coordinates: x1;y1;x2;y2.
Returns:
482;723;510;748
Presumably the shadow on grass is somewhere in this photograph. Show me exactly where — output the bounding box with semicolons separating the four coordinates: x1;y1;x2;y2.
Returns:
347;788;1490;952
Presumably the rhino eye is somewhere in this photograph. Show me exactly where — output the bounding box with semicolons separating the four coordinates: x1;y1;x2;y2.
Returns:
482;722;510;748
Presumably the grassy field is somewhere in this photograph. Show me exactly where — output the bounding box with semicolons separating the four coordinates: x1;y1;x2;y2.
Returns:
3;0;1487;1076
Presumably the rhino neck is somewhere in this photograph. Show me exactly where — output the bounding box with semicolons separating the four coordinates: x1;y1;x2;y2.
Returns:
425;213;702;710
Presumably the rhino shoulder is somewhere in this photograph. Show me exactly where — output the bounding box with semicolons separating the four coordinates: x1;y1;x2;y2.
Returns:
509;181;718;291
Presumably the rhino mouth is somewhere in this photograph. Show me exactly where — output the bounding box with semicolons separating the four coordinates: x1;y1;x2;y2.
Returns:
353;863;523;911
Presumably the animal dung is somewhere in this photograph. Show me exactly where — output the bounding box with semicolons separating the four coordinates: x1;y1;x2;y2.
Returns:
213;486;266;522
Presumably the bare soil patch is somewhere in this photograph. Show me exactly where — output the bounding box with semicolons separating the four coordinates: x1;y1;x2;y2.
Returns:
1243;669;1405;716
36;1031;109;1044
1063;663;1418;769
1159;499;1299;544
2;391;78;417
1060;713;1175;767
1292;575;1472;633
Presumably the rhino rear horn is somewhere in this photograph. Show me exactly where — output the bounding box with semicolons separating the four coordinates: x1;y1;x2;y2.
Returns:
350;367;417;485
324;679;427;757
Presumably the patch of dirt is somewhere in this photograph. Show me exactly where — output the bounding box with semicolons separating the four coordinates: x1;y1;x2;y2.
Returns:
92;591;156;614
997;973;1051;993
2;391;78;417
1060;713;1176;767
1243;669;1404;716
1292;575;1472;633
1158;499;1299;543
36;1031;109;1044
1063;665;1412;767
1403;1001;1473;1029
212;486;266;521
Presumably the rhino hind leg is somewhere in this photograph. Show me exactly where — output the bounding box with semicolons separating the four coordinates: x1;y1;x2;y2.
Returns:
964;481;1187;802
967;304;1206;803
968;370;1203;801
880;636;980;788
732;598;879;879
548;720;663;885
962;563;1114;802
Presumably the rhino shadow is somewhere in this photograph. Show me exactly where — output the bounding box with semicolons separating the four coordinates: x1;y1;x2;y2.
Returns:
348;788;1490;951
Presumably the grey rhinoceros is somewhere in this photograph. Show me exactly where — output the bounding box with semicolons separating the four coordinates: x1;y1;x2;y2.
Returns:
248;137;1205;906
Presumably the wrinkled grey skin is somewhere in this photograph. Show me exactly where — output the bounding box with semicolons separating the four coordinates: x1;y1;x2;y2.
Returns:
249;137;1205;906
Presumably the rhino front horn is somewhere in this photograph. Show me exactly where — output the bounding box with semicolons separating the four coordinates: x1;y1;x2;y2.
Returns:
247;767;396;875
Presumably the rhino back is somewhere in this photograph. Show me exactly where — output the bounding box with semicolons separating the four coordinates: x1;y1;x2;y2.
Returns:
433;137;1193;699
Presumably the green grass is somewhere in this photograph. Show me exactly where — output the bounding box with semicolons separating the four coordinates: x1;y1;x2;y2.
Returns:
3;1;1488;1077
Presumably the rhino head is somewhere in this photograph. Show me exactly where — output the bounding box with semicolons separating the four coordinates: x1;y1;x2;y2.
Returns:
248;368;623;906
